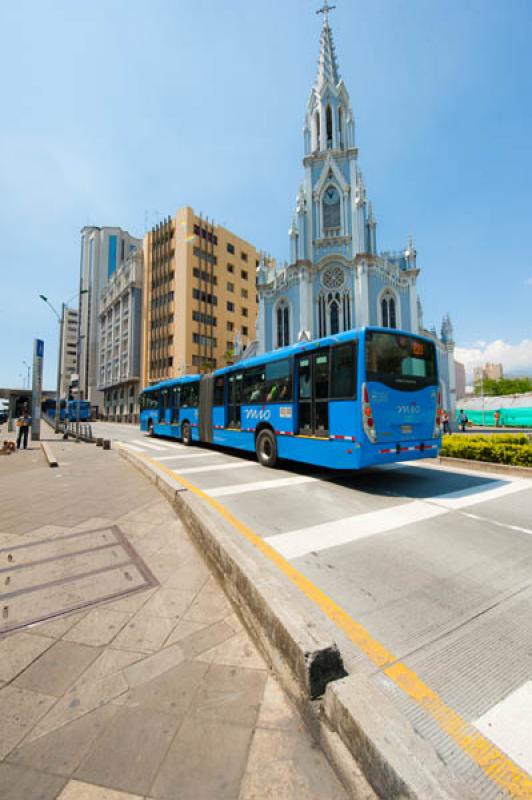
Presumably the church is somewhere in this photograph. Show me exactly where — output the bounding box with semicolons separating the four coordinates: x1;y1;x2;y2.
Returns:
255;4;456;416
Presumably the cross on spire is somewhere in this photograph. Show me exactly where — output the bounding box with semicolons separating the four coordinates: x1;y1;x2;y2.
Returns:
316;2;336;24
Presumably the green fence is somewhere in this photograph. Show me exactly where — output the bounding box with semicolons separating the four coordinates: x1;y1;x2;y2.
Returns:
461;408;532;427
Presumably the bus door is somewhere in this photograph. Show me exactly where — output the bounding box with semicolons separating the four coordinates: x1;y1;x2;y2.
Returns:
171;386;180;423
227;371;243;428
297;350;330;437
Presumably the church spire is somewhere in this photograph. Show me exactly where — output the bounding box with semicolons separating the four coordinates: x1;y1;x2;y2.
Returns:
315;3;340;90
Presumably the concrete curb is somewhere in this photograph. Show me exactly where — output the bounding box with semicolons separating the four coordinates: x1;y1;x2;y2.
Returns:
119;445;473;800
40;441;58;467
438;455;532;478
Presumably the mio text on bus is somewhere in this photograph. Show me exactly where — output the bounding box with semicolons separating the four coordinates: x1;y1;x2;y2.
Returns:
139;327;442;470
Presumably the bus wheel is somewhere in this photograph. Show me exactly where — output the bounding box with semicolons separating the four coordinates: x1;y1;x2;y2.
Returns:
147;419;154;437
256;429;277;468
182;422;192;446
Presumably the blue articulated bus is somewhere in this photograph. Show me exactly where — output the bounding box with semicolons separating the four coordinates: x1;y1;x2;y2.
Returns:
139;327;441;470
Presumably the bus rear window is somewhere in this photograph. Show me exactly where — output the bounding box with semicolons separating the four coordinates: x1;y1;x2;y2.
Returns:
365;331;437;390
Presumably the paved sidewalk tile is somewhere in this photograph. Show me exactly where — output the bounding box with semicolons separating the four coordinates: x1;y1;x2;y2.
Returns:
0;436;348;800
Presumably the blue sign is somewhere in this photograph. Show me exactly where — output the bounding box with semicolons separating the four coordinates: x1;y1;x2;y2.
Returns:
36;339;44;358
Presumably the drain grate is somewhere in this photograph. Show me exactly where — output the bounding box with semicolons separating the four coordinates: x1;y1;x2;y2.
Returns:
0;525;159;635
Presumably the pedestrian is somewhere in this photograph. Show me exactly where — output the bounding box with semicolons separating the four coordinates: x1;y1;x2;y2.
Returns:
16;410;31;449
442;410;450;434
458;409;468;433
494;410;501;428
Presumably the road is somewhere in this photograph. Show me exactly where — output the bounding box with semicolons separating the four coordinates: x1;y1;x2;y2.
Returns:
94;420;532;798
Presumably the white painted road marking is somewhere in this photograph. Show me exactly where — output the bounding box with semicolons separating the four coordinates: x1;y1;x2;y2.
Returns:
131;439;168;451
157;453;222;462
427;480;530;510
266;501;447;559
266;480;532;560
207;475;318;498
474;681;532;774
463;512;532;537
119;443;146;453
173;462;251;476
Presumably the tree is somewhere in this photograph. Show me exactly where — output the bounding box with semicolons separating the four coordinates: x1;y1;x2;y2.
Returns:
474;377;532;396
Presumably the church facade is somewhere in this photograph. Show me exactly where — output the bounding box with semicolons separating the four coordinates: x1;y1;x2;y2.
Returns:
256;8;456;416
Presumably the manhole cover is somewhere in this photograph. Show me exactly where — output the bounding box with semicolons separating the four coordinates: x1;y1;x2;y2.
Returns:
0;526;158;635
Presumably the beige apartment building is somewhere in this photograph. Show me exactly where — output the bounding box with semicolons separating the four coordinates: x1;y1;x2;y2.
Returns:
142;207;263;387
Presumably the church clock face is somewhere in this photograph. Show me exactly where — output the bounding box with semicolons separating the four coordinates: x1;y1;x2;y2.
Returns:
324;187;339;205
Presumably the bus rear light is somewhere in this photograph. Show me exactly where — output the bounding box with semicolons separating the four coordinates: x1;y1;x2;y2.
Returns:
362;382;377;443
433;390;442;438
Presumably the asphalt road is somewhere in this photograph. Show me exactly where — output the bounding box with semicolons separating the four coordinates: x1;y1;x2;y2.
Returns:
94;420;532;797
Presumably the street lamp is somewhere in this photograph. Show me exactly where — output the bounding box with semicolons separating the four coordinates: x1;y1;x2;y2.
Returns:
39;294;63;433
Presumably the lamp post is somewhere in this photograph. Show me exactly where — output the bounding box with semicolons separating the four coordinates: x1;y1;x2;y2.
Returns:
39;295;63;433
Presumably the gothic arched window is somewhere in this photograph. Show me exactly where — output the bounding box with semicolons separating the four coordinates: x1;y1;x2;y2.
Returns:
323;185;341;232
380;291;397;329
330;301;339;334
338;107;344;149
326;105;333;148
276;302;290;348
314;111;320;151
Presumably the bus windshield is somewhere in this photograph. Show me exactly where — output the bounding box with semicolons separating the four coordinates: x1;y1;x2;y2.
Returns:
365;331;437;390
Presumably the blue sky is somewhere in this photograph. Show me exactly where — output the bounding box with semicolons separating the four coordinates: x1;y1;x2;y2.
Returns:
1;0;531;389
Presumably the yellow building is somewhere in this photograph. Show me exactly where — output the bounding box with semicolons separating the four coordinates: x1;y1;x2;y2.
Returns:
142;207;264;387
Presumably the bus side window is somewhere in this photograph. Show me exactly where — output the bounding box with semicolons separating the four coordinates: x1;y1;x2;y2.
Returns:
243;366;265;403
265;359;292;402
214;377;225;405
181;383;199;408
331;343;357;399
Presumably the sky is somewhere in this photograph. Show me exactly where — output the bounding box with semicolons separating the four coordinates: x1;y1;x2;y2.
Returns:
1;0;531;389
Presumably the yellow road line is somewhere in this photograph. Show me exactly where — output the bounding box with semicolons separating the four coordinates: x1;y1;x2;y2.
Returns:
130;448;532;798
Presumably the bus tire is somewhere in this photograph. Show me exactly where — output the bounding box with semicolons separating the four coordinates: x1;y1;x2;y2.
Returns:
256;429;277;468
182;422;192;446
147;419;154;437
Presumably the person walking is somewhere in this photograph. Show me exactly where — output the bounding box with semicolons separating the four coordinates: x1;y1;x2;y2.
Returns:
442;410;450;434
494;410;501;428
458;409;468;433
16;409;31;449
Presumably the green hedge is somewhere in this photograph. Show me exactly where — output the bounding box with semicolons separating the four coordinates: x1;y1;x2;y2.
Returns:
441;434;532;467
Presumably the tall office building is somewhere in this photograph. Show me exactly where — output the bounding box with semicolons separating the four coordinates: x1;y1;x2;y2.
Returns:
142;207;264;386
98;248;144;421
78;226;142;406
59;306;79;398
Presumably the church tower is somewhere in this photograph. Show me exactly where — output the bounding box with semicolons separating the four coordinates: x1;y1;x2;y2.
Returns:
257;4;424;355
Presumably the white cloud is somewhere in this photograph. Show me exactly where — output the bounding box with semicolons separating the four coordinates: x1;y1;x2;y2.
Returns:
455;339;532;380
526;278;532;286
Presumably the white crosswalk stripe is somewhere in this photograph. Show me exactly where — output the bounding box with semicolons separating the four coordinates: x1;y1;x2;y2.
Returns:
173;462;251;476
118;443;146;453
207;475;318;498
131;439;168;451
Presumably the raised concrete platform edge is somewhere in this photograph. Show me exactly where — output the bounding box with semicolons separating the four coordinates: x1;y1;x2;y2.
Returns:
119;445;472;800
439;455;532;478
40;440;58;467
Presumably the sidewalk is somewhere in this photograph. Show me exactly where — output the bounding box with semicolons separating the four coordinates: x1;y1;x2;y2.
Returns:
0;433;350;800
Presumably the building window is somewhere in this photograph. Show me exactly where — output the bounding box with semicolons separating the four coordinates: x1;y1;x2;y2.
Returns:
241;288;248;299
193;333;217;347
227;301;234;312
227;263;234;273
326;104;333;148
227;321;234;331
241;252;248;262
323;185;341;231
380;291;397;329
330;300;339;335
276;302;290;348
241;307;248;317
241;270;248;280
227;282;234;292
193;310;217;326
242;325;248;336
227;243;235;254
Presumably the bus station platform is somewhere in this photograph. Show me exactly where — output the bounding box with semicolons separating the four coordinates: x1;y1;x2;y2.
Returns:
0;432;351;800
